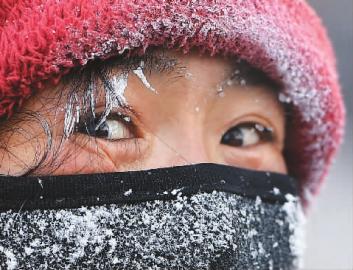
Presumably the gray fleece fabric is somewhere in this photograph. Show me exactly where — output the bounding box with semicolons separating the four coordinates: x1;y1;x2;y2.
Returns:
0;191;304;269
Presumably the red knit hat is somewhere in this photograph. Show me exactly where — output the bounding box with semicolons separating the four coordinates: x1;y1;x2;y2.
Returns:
0;0;345;204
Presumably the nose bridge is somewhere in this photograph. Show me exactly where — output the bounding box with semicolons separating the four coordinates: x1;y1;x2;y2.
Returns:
171;133;209;165
150;121;211;167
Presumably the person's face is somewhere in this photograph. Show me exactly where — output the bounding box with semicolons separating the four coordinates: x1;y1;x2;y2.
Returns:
0;50;287;176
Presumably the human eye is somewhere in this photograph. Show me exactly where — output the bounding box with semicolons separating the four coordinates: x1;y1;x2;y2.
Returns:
41;108;148;175
76;111;137;141
220;122;274;147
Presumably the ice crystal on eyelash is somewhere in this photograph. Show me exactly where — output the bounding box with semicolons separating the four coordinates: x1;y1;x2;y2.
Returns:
132;61;157;93
255;124;265;132
84;79;96;119
110;73;130;107
62;57;159;138
94;72;129;130
63;71;130;137
123;116;131;122
64;92;80;138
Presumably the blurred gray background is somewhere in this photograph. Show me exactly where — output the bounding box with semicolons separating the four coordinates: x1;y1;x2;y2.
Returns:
304;1;352;269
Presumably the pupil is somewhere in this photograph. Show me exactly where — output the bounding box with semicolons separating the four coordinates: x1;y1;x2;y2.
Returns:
94;122;109;138
221;127;243;146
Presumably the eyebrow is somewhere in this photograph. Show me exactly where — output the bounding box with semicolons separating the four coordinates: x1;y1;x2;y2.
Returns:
228;59;282;90
139;52;181;75
101;51;186;81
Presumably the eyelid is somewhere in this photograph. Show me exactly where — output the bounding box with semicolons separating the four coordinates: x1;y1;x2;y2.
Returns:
91;105;143;133
92;104;143;126
94;105;140;119
97;137;145;161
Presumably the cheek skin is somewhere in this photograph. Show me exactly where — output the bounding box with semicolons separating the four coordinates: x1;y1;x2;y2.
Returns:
221;145;287;174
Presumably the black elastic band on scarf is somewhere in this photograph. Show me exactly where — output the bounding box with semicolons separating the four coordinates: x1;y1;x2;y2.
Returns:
0;163;297;212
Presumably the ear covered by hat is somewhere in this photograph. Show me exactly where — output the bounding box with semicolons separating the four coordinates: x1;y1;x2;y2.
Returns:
0;0;345;206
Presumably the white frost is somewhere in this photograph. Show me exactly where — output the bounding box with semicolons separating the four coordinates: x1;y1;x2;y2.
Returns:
123;189;132;196
0;246;18;270
133;61;156;92
110;73;129;106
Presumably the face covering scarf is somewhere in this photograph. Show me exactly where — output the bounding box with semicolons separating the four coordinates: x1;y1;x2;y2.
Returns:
0;163;304;269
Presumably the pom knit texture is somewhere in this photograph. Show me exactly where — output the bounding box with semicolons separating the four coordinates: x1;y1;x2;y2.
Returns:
0;0;345;203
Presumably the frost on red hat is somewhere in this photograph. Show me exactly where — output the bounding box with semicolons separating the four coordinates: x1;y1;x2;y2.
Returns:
0;0;345;205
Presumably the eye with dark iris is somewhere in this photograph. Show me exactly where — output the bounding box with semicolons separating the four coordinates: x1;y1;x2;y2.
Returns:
221;123;274;147
76;113;135;141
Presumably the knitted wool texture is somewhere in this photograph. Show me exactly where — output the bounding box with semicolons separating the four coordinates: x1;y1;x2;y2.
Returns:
0;0;345;204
